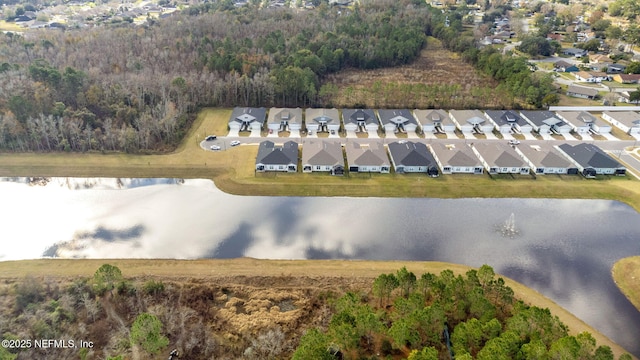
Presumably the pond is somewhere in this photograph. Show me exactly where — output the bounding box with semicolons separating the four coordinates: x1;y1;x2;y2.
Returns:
0;177;639;356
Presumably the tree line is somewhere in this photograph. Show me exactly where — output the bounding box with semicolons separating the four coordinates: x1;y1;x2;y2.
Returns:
0;0;430;153
0;0;558;153
292;265;630;360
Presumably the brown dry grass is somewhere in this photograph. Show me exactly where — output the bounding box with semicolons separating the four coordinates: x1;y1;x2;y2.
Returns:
612;256;640;313
0;258;635;359
323;37;514;109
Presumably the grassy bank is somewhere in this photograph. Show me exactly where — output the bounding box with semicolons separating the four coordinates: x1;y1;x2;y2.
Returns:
0;258;634;359
612;256;640;313
1;108;640;213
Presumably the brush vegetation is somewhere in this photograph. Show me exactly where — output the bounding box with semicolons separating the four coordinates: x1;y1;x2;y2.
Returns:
0;259;634;359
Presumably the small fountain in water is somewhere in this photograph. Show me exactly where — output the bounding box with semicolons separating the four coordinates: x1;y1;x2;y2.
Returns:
496;213;519;238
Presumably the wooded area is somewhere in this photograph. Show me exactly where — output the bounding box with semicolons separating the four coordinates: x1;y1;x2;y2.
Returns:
292;266;629;360
0;0;551;153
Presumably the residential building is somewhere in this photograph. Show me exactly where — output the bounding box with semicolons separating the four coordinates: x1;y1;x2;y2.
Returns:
520;111;572;134
601;111;640;135
556;143;626;177
561;48;587;57
574;71;609;83
388;141;439;176
266;108;302;133
342;109;378;133
449;109;493;134
514;143;577;175
413;109;455;134
228;107;267;132
305;108;340;134
484;110;532;134
377;109;418;135
471;142;530;175
556;111;611;135
566;84;599;100
344;141;390;173
612;74;640;84
429;143;484;174
553;60;579;72
301;139;344;175
255;140;298;172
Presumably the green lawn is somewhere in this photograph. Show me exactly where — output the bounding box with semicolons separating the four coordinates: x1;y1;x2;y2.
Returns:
1;108;640;213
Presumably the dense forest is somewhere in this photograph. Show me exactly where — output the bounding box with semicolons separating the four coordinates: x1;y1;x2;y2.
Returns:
292;265;627;360
0;264;631;360
0;0;551;153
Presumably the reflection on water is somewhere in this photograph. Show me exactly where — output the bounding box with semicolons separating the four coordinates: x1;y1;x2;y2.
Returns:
0;177;639;355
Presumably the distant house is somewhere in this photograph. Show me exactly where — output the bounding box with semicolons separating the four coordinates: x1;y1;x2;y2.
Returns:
556;143;626;177
255;140;298;173
515;143;577;175
228;107;267;132
607;63;627;74
413;109;455;134
556;111;611;135
574;71;609;83
566;84;599;100
520;110;572;134
388;141;439;176
612;74;640;84
554;60;579;72
344;142;390;173
471;142;530;175
377;109;418;135
589;54;613;64
267;108;302;133
449;109;493;134
342;109;378;133
561;48;587;58
305;108;340;134
484;110;532;135
429;143;484;174
601;111;640;136
301;139;344;175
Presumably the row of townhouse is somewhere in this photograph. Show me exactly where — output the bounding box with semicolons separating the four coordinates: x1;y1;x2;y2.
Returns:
254;140;626;178
229;107;640;139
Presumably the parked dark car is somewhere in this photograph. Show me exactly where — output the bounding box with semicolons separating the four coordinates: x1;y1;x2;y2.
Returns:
205;135;217;141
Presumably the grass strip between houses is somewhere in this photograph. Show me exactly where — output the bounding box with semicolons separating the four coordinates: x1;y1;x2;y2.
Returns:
0;258;635;359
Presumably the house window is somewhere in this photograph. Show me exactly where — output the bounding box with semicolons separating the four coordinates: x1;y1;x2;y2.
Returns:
381;167;389;172
490;167;498;173
278;165;284;170
257;165;265;171
303;165;311;171
316;166;321;170
536;168;544;174
443;167;451;172
474;167;483;174
520;168;529;173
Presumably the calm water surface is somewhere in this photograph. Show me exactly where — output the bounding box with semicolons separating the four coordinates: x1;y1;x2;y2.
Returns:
0;177;639;355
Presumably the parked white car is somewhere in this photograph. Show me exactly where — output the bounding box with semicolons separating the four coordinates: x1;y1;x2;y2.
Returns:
210;145;221;150
230;140;240;147
508;140;521;145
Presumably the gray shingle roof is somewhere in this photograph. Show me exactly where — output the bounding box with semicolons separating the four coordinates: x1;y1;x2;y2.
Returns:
230;107;267;124
302;139;343;167
485;110;524;126
557;143;623;169
377;109;417;125
256;140;298;165
342;109;377;125
388;141;436;167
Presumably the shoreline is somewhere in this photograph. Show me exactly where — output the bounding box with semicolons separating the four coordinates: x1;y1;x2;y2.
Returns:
0;258;635;359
